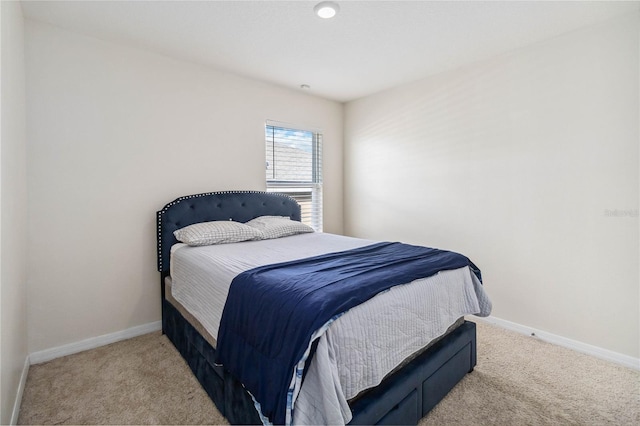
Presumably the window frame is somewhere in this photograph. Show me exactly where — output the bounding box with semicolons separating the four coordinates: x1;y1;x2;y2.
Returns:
265;121;323;232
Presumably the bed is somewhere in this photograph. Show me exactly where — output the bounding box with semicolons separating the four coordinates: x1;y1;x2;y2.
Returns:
157;190;491;425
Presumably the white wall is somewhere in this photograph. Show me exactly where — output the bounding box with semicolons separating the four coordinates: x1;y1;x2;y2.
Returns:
25;20;343;353
0;1;28;423
345;14;639;358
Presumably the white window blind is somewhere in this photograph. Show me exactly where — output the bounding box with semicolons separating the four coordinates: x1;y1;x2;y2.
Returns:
265;122;323;231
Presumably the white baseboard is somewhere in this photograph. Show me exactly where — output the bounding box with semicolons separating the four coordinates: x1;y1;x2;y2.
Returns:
29;321;162;365
471;315;640;371
10;356;30;425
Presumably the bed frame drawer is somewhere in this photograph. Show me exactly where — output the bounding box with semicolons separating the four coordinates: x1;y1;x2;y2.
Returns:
376;390;419;425
422;342;473;415
349;321;476;425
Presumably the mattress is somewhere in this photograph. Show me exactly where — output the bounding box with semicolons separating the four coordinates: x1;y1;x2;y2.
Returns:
169;232;492;425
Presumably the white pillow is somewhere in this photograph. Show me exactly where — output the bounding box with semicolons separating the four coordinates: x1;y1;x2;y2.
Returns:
245;216;314;240
173;221;263;246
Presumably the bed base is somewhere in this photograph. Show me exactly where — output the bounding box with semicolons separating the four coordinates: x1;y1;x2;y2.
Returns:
163;298;476;425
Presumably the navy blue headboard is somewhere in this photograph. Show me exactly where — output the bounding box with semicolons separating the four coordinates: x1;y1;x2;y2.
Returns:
156;190;301;272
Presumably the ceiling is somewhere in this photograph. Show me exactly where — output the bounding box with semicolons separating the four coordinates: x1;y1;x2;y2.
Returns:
21;0;640;102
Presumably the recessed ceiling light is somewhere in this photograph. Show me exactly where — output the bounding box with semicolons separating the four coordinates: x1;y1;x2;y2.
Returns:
314;1;339;19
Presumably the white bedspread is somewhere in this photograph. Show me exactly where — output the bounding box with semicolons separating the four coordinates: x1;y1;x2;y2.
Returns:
170;233;492;425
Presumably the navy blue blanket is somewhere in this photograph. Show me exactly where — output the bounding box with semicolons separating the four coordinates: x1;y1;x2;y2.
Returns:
215;241;481;424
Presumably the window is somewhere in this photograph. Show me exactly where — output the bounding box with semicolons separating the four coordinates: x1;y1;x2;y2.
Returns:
265;122;323;231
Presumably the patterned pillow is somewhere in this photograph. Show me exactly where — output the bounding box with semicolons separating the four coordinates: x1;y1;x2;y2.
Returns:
245;216;314;240
173;221;263;246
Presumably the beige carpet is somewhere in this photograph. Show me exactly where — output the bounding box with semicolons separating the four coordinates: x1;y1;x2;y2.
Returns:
18;321;639;425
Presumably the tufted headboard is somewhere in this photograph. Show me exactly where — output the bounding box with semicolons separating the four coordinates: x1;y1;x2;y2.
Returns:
156;190;301;273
